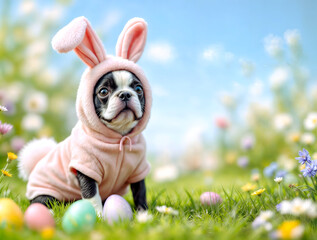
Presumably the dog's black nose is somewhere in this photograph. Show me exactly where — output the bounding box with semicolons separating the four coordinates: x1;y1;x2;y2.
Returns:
119;91;132;102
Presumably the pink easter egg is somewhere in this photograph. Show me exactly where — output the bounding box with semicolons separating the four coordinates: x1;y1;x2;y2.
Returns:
24;203;55;231
200;192;223;206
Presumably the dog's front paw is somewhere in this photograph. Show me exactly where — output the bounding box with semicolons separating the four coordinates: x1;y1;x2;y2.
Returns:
95;206;103;218
136;203;148;211
84;196;103;218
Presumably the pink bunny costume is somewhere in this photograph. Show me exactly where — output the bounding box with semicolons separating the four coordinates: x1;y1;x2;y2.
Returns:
18;16;152;201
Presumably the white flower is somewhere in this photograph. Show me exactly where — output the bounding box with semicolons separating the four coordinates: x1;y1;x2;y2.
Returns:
280;201;293;215
21;113;43;131
0;105;7;112
220;94;235;109
291;225;305;239
290;198;310;216
301;133;315;145
274;177;283;183
136;211;153;223
284;29;300;48
269;67;289;90
304;112;317;130
42;6;64;22
19;0;36;15
264;34;283;58
156;205;179;215
23;91;48;113
274;113;292;131
153;165;179;183
258;210;274;221
252;210;274;230
277;155;296;171
280;198;317;218
5;83;24;103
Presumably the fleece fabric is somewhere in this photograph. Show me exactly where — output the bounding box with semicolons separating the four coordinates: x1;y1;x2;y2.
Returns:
24;16;152;201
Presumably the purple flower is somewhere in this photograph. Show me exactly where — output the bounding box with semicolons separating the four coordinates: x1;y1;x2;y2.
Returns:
10;137;25;152
301;160;317;177
276;203;281;212
241;135;255;150
237;156;249;168
0;121;13;135
296;148;312;165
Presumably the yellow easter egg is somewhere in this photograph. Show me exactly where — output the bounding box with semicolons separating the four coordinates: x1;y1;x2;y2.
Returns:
0;198;23;229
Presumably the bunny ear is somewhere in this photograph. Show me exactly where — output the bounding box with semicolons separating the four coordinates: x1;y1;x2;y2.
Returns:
116;18;147;63
52;16;106;68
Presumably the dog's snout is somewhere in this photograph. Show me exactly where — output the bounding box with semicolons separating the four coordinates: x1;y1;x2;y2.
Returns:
118;91;132;102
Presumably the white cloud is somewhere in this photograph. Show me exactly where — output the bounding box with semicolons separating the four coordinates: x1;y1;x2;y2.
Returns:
269;67;289;90
249;79;263;96
264;34;283;58
239;58;255;77
202;46;220;62
146;42;175;63
101;10;122;33
202;45;234;63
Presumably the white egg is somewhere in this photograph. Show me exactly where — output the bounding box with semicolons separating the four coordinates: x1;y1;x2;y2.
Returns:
103;195;133;225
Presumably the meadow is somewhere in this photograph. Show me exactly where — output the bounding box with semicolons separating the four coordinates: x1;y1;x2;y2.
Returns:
2;0;317;239
0;160;317;239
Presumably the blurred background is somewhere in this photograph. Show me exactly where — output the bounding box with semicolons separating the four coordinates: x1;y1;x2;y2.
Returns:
1;0;317;184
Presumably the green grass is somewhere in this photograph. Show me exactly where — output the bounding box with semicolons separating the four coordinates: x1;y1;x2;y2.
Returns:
0;166;317;240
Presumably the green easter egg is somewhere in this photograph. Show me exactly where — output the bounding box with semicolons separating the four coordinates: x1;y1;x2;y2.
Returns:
62;200;96;234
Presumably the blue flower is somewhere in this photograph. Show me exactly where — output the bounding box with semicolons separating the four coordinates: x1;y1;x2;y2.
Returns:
275;170;287;178
296;148;312;165
264;162;278;177
301;160;317;177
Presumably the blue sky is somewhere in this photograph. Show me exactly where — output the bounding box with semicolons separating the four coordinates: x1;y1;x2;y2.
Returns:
38;0;317;154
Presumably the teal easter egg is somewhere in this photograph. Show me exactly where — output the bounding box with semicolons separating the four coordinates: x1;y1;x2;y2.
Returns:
62;200;96;234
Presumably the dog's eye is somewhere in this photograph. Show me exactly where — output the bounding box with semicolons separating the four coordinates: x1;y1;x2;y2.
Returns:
99;88;109;98
135;86;143;95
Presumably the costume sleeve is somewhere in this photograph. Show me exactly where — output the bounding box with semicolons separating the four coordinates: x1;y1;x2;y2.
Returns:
68;148;103;184
126;155;151;183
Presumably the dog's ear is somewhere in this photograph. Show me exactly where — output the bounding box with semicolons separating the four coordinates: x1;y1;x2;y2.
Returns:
116;18;147;63
52;16;106;68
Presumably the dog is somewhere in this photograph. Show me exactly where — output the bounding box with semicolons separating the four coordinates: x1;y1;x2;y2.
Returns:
18;17;152;216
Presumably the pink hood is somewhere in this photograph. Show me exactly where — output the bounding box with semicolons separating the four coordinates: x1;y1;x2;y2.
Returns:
24;16;152;201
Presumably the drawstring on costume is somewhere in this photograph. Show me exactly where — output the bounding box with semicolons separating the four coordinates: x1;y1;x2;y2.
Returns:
119;136;132;151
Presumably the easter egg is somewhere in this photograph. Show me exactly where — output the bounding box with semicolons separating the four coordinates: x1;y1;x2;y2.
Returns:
62;200;96;234
24;203;55;231
200;192;223;206
103;195;133;225
0;198;23;229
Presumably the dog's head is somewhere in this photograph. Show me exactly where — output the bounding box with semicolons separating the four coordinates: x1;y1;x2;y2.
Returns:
94;70;145;135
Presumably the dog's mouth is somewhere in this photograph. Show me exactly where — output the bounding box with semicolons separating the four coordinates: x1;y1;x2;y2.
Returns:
101;105;142;123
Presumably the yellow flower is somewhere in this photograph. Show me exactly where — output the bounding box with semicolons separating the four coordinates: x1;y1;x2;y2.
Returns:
278;220;304;239
251;188;266;196
299;164;306;172
1;169;12;177
288;133;300;143
7;152;17;161
41;227;55;239
241;183;257;192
